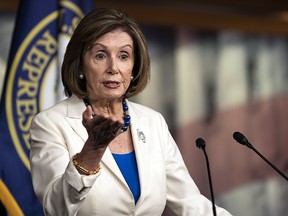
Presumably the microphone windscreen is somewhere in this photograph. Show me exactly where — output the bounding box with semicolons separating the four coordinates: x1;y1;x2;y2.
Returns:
233;131;248;145
196;138;206;149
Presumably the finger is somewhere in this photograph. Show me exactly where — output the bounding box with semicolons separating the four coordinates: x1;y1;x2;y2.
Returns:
108;121;124;138
90;117;115;133
82;105;94;127
85;118;124;149
84;105;94;119
91;118;122;139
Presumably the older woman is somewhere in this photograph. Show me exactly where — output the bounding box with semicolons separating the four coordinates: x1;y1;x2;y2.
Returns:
30;8;232;216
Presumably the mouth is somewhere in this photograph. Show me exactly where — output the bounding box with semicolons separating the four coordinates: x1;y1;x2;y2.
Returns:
101;81;121;88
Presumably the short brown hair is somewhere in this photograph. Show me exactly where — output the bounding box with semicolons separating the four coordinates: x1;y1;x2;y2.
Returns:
61;8;150;99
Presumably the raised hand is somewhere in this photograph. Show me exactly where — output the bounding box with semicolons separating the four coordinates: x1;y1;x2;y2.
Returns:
82;105;124;150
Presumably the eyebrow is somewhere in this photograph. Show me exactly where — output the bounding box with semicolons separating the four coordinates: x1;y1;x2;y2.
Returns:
92;43;133;50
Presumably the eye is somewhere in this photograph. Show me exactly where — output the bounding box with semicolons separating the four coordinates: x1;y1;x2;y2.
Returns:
95;52;106;60
119;53;129;61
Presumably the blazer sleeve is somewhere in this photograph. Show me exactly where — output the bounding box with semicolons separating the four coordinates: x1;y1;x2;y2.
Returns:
30;111;99;216
159;114;233;215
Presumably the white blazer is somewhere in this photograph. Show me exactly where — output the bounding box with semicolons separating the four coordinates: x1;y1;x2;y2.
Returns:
30;95;232;216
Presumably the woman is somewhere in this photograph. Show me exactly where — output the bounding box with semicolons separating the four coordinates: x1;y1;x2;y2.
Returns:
30;8;232;216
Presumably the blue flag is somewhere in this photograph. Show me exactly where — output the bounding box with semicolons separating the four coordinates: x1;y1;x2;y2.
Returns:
0;0;93;215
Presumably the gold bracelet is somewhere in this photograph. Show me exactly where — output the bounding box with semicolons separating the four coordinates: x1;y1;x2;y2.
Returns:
72;153;101;175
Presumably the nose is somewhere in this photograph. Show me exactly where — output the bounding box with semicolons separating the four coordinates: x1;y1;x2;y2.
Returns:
107;57;118;75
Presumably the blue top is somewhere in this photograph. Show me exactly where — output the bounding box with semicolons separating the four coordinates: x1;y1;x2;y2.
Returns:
112;150;141;204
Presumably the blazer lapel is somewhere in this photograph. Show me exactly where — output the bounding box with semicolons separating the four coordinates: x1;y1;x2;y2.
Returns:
128;102;150;204
101;148;127;185
64;95;87;142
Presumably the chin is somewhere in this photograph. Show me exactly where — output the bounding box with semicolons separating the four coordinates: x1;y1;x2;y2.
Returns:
104;94;124;101
100;88;126;101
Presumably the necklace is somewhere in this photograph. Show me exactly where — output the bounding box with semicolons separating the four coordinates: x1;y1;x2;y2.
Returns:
83;98;131;133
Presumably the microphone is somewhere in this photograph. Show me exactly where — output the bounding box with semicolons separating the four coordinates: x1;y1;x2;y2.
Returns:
195;138;217;216
233;131;288;181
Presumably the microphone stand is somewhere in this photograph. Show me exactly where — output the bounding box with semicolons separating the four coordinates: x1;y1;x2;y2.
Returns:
196;138;217;216
233;131;288;181
202;147;217;216
246;141;288;181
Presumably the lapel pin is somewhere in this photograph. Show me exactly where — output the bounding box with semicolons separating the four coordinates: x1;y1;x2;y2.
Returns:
137;129;146;143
